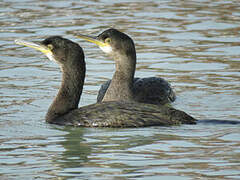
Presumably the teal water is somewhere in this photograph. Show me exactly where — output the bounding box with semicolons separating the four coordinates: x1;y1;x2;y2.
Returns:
0;0;240;179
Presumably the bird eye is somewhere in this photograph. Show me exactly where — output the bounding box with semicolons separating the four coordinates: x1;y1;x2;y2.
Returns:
105;38;111;44
47;44;54;50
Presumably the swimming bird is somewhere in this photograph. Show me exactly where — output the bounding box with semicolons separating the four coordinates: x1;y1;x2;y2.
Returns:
15;36;196;127
77;28;176;105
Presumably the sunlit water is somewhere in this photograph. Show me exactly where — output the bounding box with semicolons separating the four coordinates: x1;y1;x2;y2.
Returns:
0;0;240;179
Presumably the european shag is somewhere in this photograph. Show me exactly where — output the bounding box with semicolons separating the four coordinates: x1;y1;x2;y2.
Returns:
77;28;176;105
15;36;196;127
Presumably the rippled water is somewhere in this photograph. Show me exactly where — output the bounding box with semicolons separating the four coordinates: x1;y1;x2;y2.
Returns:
0;0;240;179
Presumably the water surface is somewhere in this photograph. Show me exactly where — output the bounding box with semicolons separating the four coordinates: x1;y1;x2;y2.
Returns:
0;0;240;179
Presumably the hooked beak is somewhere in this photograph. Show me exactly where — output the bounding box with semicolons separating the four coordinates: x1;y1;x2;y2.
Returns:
76;34;106;47
76;34;112;54
15;39;52;56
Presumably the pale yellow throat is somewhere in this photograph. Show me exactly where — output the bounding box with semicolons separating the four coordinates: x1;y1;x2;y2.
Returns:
99;44;113;54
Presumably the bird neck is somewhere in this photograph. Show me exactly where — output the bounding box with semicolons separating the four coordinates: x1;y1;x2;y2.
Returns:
103;53;136;102
46;64;85;123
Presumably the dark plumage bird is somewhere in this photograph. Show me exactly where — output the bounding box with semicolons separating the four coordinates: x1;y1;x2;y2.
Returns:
15;36;196;127
77;28;176;105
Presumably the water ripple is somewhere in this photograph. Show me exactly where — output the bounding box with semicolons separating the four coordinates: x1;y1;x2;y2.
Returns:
0;0;240;179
